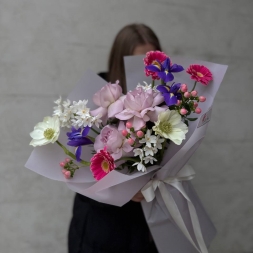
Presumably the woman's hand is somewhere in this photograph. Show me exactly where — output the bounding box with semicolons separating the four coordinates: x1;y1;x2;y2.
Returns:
131;191;144;202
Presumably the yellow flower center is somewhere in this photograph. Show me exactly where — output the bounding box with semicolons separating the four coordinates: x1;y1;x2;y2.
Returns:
44;128;55;140
152;60;161;70
160;122;172;134
101;160;110;173
197;72;204;77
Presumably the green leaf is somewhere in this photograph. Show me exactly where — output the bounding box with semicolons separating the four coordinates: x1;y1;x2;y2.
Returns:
186;117;198;121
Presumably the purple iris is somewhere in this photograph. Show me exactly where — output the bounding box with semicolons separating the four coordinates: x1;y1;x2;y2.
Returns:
67;126;93;162
146;58;184;83
157;83;182;106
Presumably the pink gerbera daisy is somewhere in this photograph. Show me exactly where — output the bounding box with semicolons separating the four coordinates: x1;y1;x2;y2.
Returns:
186;64;213;85
144;51;168;80
90;147;116;180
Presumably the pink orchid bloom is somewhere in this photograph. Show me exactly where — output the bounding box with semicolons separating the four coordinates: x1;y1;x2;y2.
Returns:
115;87;165;130
90;81;124;121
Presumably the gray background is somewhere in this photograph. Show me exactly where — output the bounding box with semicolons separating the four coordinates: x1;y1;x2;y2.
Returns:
0;0;252;253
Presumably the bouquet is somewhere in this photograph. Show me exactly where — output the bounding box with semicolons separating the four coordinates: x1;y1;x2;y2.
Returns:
29;51;210;180
26;51;227;253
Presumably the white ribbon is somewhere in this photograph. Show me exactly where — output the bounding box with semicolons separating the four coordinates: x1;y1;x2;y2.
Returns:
141;165;208;253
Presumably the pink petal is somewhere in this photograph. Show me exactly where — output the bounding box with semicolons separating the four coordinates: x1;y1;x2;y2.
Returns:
130;116;145;130
108;100;124;118
147;106;167;122
115;109;134;120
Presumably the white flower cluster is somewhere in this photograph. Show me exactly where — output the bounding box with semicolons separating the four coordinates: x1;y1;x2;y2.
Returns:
137;81;157;92
53;97;102;128
132;129;164;172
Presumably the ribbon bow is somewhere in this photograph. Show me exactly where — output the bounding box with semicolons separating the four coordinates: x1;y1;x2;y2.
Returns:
141;165;208;253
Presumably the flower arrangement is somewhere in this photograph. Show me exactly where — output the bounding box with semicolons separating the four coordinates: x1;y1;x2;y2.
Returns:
29;51;212;181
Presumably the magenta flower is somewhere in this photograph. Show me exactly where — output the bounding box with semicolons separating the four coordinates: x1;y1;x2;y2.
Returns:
115;87;164;130
94;125;133;160
90;81;124;120
144;51;168;80
186;65;213;85
90;147;116;181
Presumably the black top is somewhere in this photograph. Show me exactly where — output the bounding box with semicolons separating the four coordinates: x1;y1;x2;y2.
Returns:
68;73;158;253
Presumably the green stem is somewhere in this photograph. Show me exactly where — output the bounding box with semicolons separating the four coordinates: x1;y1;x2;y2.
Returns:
91;127;100;135
87;136;95;143
152;80;155;88
116;157;139;163
56;141;90;166
191;81;197;92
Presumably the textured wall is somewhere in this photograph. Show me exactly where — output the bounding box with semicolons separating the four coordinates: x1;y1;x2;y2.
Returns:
0;0;252;253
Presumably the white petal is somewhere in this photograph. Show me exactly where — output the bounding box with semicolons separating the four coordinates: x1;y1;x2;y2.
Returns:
30;138;49;147
168;111;181;125
30;129;44;139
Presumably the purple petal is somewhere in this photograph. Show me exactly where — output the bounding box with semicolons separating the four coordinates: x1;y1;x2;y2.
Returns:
170;83;181;93
81;126;90;137
67;138;93;147
157;72;167;82
156;85;170;94
163;93;178;106
170;64;184;73
75;146;82;162
145;65;161;72
163;72;174;82
162;58;170;69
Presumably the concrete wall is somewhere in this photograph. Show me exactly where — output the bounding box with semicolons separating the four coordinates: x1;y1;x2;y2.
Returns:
0;0;252;252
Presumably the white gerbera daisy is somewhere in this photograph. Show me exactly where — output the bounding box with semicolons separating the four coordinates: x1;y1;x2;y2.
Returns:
30;116;60;147
152;110;188;145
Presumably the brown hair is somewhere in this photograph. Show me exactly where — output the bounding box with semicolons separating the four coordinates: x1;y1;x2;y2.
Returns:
108;24;162;93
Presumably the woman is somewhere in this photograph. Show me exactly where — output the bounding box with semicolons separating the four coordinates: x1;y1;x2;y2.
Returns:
68;24;162;253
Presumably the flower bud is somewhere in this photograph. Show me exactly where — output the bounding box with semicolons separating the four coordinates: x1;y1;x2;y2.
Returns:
64;171;71;179
127;138;134;145
176;100;182;106
180;84;188;92
136;131;144;138
184;92;191;98
59;162;65;167
191;90;198;97
180;108;188;115
193;102;198;108
65;158;71;163
121;130;128;137
199;96;206;102
61;169;67;174
195;108;202;114
126;122;132;129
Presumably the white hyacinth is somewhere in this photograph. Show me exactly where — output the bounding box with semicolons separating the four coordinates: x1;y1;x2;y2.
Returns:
143;156;157;165
133;148;144;159
139;129;157;148
132;161;146;172
52;97;101;129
